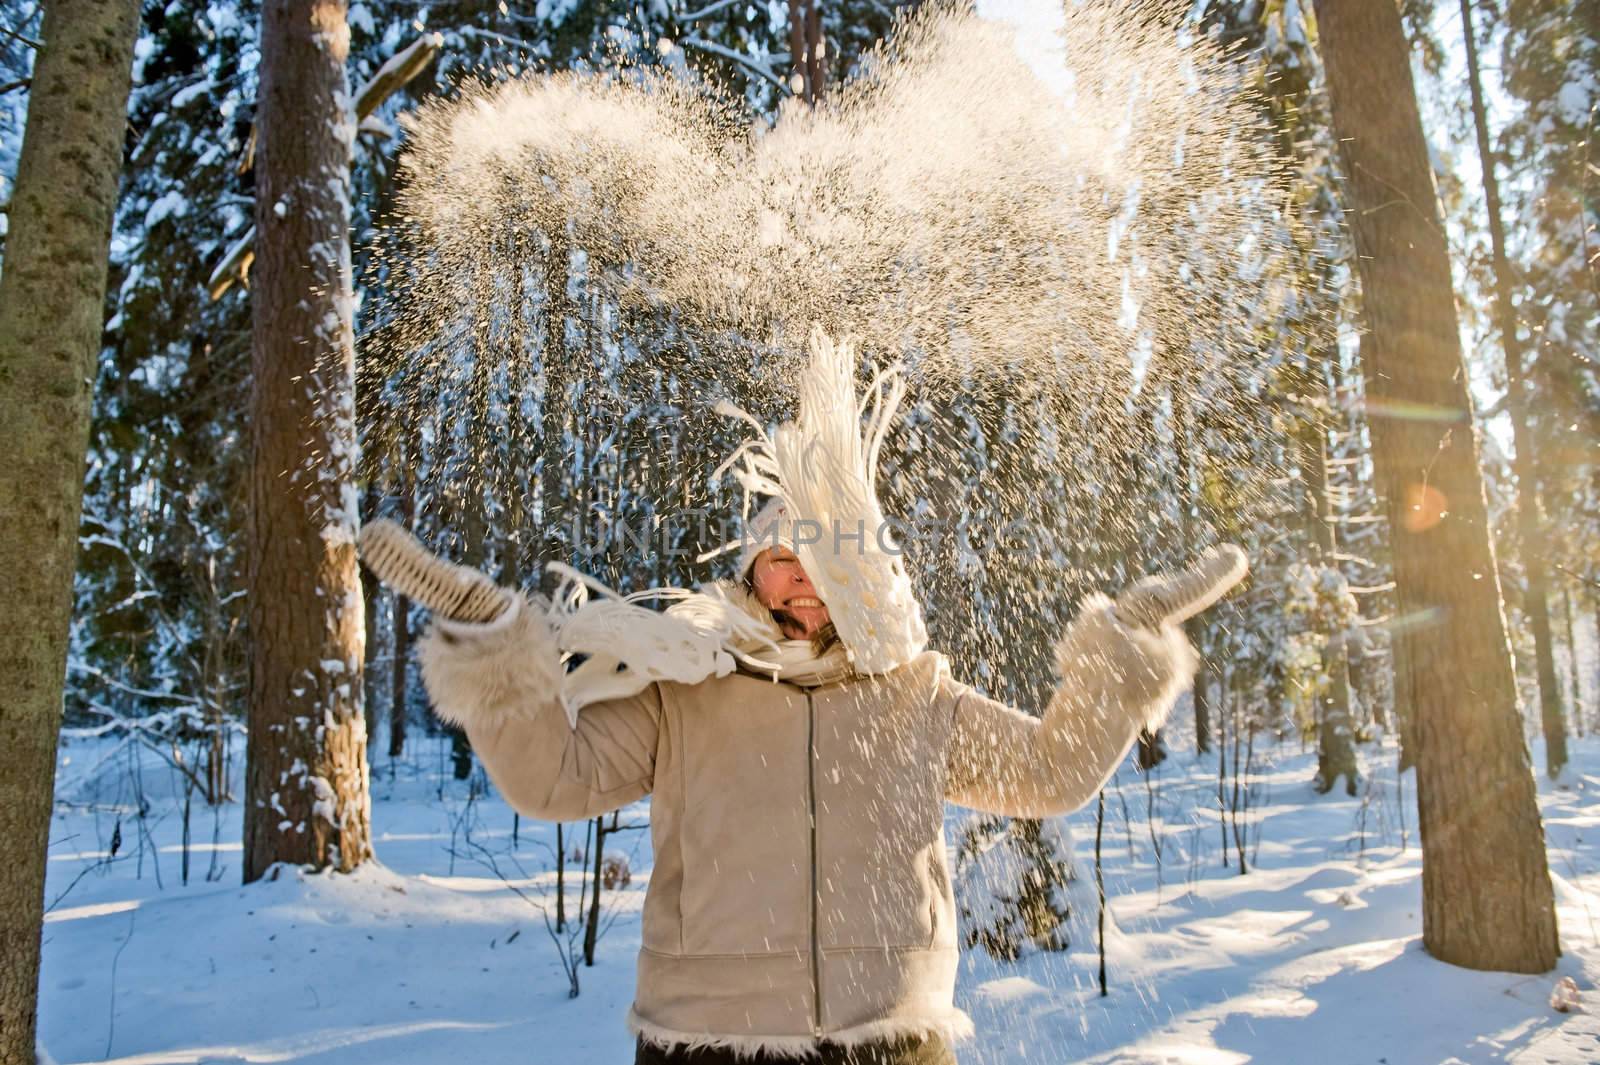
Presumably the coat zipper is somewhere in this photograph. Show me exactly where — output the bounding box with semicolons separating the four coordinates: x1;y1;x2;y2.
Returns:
805;688;822;1038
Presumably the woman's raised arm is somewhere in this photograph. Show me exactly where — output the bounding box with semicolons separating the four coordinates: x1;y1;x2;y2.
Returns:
942;546;1247;817
419;598;662;822
941;597;1193;817
359;519;660;823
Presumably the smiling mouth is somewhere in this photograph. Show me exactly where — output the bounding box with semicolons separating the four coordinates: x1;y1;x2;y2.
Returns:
787;597;824;609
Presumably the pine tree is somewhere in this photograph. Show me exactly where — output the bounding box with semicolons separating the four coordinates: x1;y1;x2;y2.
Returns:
1500;0;1600;737
1312;0;1559;973
1459;0;1569;777
242;0;372;880
0;3;140;1059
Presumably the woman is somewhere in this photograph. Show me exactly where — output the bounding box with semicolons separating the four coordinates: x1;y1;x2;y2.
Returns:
361;331;1244;1062
365;497;1241;1065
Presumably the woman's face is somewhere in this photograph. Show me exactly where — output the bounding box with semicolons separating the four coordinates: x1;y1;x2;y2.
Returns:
751;546;831;640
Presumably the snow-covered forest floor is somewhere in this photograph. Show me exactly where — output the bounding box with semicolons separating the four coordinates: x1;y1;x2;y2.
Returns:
38;731;1600;1064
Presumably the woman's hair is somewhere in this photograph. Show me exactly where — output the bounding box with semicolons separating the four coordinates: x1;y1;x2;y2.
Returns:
808;622;843;657
744;573;843;656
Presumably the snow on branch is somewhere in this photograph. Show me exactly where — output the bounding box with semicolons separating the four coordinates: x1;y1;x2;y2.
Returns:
678;0;746;23
207;32;444;300
679;36;788;93
206;224;256;301
353;32;445;121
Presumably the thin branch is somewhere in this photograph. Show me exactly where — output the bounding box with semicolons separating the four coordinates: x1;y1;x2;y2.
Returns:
679;0;745;23
0;23;42;49
1554;563;1600;591
207;225;256;300
455;26;541;53
354;31;443;120
680;36;788;93
0;77;28;94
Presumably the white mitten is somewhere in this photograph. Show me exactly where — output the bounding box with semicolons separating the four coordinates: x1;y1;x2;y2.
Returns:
357;519;516;625
1113;544;1249;631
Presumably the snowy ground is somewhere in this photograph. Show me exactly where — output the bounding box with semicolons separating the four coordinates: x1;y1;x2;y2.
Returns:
38;730;1600;1064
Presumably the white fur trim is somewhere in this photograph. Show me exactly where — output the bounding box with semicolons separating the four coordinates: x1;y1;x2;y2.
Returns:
1056;593;1199;733
417;594;564;732
627;1006;974;1060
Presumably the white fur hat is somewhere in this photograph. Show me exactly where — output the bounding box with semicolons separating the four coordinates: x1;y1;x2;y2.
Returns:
736;497;797;581
716;328;928;674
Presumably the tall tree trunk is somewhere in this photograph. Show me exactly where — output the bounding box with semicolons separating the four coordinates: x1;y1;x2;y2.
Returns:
1563;585;1583;738
390;471;412;761
0;6;139;1059
243;0;373;881
541;240;571;566
390;593;410;760
361;477;382;746
787;0;826;105
1173;386;1211;753
584;814;607;966
1312;0;1559;973
1299;402;1359;796
1459;0;1567;777
555;822;567;932
1593;588;1600;736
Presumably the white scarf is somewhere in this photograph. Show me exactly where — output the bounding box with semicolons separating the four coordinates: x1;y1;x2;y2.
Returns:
546;566;853;726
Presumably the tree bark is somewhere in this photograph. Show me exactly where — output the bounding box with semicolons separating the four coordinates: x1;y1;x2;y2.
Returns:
584;814;607;966
390;471;413;761
243;0;373;881
361;478;382;746
1593;587;1600;735
1299;403;1359;796
1563;585;1583;738
1173;386;1211;753
1459;0;1567;777
0;5;139;1061
390;592;410;760
787;0;825;105
1312;0;1559;973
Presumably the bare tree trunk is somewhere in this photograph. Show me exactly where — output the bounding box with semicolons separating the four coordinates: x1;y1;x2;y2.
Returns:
1229;691;1247;875
1300;404;1359;796
390;469;412;761
787;0;826;105
451;727;473;780
243;0;373;881
1313;0;1559;973
1563;585;1583;738
1459;0;1567;777
556;822;567;932
540;241;571;566
1192;669;1212;755
361;478;382;746
0;6;139;1060
1174;387;1211;754
1217;675;1228;868
583;815;607;966
1094;789;1107;997
1592;588;1600;736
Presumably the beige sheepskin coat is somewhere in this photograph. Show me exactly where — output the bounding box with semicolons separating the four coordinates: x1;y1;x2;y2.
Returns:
419;590;1195;1058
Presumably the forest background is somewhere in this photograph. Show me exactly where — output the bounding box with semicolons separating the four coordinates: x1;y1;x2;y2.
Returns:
0;0;1597;1060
